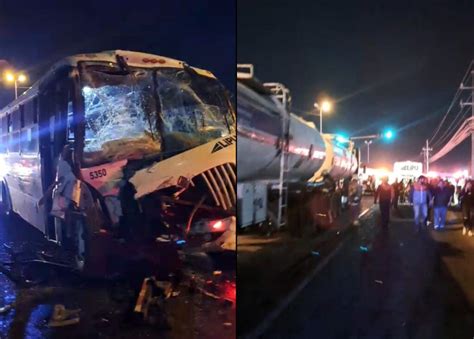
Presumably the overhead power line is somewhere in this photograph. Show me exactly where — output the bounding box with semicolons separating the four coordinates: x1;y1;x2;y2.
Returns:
431;100;471;150
429;60;474;145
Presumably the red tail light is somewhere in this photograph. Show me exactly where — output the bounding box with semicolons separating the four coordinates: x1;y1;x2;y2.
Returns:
212;220;223;230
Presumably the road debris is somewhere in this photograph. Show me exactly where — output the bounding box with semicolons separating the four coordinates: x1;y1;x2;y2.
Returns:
134;276;174;325
0;303;15;315
48;304;81;327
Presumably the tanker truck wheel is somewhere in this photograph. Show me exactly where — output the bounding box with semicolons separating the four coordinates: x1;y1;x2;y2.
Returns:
259;220;274;237
0;182;11;218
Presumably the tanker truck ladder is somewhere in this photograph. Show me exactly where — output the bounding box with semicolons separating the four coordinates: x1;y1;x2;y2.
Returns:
262;82;292;229
276;109;291;229
276;140;290;228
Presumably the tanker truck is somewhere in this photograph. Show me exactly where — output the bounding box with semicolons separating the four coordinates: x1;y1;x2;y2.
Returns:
237;64;358;230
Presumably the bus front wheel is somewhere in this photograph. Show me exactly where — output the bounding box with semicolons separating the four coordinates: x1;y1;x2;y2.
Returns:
74;216;89;272
56;213;90;273
0;182;11;217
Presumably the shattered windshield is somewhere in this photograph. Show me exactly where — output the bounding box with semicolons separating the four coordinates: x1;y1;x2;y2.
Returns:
155;67;233;153
81;64;160;166
80;63;234;166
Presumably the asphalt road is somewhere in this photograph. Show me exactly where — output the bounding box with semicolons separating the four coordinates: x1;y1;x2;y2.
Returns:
264;205;474;339
0;214;235;339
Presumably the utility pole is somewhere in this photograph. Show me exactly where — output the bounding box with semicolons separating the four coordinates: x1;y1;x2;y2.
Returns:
471;71;474;178
422;139;432;173
459;69;474;177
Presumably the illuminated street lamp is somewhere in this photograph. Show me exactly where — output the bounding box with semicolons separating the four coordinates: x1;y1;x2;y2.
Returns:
4;71;28;99
313;99;332;133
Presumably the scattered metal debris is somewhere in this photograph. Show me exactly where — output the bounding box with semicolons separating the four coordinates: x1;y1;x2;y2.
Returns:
48;304;81;327
134;276;174;325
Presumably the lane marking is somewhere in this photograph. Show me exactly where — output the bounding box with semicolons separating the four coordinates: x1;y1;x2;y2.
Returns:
243;205;375;339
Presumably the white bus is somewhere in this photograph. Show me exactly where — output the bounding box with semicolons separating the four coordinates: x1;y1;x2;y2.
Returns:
0;50;236;274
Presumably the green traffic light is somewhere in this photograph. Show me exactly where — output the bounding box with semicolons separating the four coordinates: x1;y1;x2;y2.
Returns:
336;135;349;143
383;129;394;140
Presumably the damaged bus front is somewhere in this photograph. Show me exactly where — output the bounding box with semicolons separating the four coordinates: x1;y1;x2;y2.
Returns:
0;50;236;275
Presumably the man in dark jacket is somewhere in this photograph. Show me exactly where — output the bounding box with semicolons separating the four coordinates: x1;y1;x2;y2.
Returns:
433;179;453;230
392;179;400;210
374;176;394;228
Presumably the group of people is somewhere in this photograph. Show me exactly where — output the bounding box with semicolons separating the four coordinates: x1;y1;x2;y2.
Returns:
374;175;474;235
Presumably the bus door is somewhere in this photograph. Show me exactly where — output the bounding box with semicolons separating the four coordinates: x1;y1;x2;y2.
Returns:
39;78;75;237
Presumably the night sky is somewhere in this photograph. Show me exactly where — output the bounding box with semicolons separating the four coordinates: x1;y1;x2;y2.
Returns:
0;0;235;102
238;0;474;172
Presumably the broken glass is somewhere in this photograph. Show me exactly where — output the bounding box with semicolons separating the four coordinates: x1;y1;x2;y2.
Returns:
156;68;234;153
79;63;234;166
81;66;160;166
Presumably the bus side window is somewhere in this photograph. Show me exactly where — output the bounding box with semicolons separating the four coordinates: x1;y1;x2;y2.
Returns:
67;101;74;141
7;114;12;134
21;99;39;154
0;116;5;153
24;100;35;126
22;126;38;154
49;116;55;143
20;105;25;129
10;110;20;153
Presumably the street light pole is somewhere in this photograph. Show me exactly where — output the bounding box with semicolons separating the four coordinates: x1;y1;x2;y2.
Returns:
4;71;27;100
314;100;332;134
364;140;372;164
319;106;323;134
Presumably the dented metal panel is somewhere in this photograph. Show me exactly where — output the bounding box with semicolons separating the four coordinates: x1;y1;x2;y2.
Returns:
129;135;236;200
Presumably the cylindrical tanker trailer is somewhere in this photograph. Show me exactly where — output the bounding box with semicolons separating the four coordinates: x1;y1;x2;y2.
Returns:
237;65;358;228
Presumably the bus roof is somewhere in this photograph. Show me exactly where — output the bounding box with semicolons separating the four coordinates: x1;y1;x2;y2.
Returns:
0;50;216;115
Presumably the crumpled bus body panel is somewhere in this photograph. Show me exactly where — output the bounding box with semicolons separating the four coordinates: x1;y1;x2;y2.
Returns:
130;135;236;200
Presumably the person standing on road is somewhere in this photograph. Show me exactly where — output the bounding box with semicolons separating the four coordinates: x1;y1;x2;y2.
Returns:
447;180;456;206
433;179;453;230
348;177;363;225
374;176;393;228
391;179;400;210
399;180;406;204
426;178;441;226
460;180;474;236
321;171;336;224
409;175;432;233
